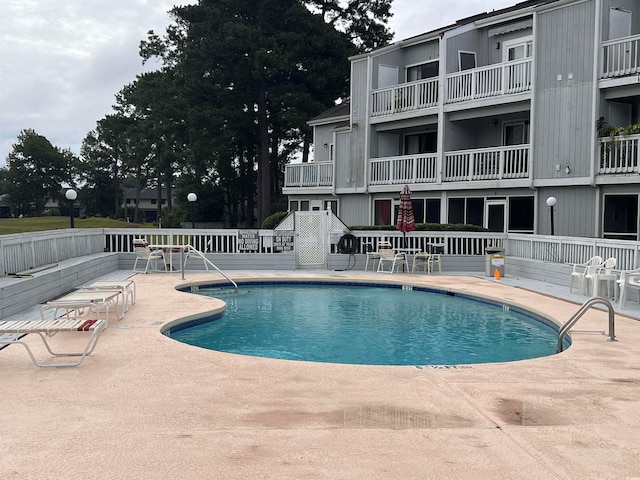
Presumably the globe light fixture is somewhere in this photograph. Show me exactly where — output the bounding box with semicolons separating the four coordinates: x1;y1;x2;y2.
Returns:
65;189;77;228
187;192;197;229
546;196;557;235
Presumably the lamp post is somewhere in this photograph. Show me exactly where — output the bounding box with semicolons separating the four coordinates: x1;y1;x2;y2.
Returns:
65;189;77;228
187;192;197;229
546;196;557;236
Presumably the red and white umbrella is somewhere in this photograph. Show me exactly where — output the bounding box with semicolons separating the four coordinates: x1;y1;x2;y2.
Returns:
396;185;416;245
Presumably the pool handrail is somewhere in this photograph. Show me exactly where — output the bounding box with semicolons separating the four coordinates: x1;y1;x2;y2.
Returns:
180;245;238;292
557;297;616;353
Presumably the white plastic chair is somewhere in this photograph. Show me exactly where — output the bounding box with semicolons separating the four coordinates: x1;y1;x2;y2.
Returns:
132;240;165;273
364;241;391;271
569;256;602;294
377;245;407;273
617;267;640;307
585;257;616;297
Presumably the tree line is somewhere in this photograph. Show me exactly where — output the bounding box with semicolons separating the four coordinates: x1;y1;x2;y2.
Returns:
0;0;393;226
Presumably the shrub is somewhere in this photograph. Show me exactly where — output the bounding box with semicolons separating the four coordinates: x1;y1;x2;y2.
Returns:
262;211;289;229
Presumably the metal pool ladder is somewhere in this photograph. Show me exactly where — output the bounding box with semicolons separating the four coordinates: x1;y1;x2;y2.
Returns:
180;245;238;293
557;297;616;353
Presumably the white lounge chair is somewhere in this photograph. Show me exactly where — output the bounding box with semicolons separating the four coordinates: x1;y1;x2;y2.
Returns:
0;317;106;367
132;240;165;273
617;267;640;308
377;245;408;273
41;290;124;326
569;255;602;294
81;280;136;312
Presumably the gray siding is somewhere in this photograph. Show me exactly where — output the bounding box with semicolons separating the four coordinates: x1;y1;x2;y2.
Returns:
372;50;403;88
533;1;596;180
336;195;371;226
446;29;486;73
350;59;368;190
601;0;640;39
335;131;352;190
537;187;597;236
313;124;336;163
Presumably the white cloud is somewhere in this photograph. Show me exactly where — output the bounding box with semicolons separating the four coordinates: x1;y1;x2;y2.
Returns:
0;0;517;166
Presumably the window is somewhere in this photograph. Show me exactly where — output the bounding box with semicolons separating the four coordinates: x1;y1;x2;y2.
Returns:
425;199;441;223
508;196;534;233
503;121;530;145
374;199;392;225
161;199;166;205
448;197;483;226
289;200;299;211
458;51;477;71
300;200;310;211
404;132;437;154
324;200;338;215
407;61;439;81
603;194;639;240
411;199;424;224
151;199;157;205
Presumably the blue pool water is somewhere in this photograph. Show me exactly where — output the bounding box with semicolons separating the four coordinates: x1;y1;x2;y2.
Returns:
168;282;567;366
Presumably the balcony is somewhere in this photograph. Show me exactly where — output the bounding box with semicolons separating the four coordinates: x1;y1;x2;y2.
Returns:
446;58;532;103
602;35;640;79
371;78;438;117
367;145;530;186
370;154;438;186
598;134;640;174
284;163;333;188
443;145;530;181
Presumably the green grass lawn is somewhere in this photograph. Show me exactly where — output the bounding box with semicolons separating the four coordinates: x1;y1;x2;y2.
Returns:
0;216;152;235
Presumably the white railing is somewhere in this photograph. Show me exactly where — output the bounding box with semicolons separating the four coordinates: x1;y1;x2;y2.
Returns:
598;134;640;174
443;145;530;182
369;154;438;186
284;162;333;188
2;229;639;276
507;234;640;271
371;78;439;116
0;230;105;276
602;34;640;78
446;58;532;103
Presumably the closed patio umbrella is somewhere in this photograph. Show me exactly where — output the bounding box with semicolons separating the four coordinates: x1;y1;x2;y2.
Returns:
397;184;416;246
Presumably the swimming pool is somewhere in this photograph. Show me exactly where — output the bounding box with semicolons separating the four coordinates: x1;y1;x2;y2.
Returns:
167;281;568;366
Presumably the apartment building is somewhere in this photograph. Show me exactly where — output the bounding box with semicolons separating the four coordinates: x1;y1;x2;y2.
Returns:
283;0;640;240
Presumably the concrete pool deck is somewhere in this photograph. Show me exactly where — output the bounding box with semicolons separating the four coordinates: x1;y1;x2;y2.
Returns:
1;271;639;479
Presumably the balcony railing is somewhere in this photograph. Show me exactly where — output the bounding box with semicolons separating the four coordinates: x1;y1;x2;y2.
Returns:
367;145;529;186
599;134;640;174
284;162;333;188
446;58;532;103
443;145;530;182
369;154;438;186
371;78;438;117
602;34;640;78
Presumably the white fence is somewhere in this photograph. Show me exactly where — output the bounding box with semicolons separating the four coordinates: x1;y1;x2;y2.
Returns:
1;228;639;276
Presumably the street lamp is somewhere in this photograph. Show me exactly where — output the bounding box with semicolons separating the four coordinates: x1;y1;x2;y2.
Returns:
546;196;557;236
187;192;197;229
65;189;77;228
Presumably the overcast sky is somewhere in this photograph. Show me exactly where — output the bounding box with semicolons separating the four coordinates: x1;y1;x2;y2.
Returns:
0;0;515;166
